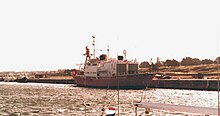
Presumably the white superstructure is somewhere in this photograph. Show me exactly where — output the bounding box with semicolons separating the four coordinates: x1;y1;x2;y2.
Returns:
82;54;139;78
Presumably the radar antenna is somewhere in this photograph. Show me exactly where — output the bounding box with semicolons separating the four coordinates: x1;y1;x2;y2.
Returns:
123;49;127;60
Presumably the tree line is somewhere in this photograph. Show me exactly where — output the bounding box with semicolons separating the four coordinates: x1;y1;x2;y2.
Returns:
139;56;220;68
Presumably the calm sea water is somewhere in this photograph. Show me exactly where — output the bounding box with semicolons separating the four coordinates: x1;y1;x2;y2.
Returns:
0;82;218;116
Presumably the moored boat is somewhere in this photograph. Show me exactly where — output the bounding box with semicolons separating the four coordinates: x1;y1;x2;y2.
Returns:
16;76;28;83
15;73;28;83
74;37;154;89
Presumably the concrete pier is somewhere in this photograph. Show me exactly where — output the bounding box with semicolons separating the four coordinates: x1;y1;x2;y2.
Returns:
25;78;75;84
149;79;220;91
2;77;220;91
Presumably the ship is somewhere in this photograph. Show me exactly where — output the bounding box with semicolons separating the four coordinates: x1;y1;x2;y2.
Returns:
74;36;154;89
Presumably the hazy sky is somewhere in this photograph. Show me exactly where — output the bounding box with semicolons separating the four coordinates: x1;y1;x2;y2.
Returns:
0;0;220;71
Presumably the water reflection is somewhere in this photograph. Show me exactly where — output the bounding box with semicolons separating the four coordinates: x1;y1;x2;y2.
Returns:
0;82;218;116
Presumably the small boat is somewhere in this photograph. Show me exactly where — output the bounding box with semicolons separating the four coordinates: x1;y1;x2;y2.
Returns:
0;77;4;81
133;102;218;115
15;73;28;83
74;37;154;89
16;76;28;83
105;107;116;116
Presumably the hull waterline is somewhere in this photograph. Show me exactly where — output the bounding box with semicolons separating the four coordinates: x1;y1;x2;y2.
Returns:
75;73;154;89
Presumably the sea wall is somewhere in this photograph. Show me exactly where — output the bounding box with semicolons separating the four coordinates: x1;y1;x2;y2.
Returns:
26;78;75;84
2;77;220;91
149;79;220;91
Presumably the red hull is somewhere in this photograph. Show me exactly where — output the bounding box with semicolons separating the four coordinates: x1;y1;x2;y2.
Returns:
75;73;154;89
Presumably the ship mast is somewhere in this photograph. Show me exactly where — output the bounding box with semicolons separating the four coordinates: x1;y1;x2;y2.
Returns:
83;46;91;71
92;35;96;59
123;49;127;60
107;45;110;60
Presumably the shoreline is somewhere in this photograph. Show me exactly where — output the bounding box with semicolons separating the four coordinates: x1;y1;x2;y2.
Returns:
1;77;220;91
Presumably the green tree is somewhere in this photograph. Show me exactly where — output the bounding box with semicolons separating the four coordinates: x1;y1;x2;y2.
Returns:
139;61;150;68
181;57;201;66
164;59;179;66
201;59;214;64
215;56;220;63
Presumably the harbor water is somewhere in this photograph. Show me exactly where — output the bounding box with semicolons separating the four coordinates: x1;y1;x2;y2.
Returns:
0;82;218;116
